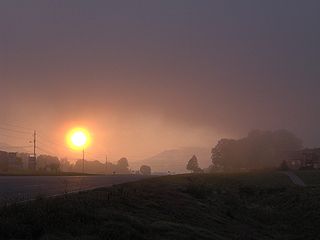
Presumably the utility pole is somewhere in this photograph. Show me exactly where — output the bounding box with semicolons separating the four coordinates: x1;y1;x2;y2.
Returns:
105;155;108;175
82;148;85;174
28;130;37;170
33;130;36;158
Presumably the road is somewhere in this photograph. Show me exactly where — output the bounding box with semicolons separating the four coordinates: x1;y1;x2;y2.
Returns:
0;175;150;203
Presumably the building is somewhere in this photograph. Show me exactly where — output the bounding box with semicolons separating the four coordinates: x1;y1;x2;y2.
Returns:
0;151;23;172
8;152;22;170
28;156;37;171
0;150;9;172
285;148;320;170
17;152;30;169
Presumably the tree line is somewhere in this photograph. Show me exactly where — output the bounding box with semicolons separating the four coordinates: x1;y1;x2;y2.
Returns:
186;129;302;172
37;155;152;175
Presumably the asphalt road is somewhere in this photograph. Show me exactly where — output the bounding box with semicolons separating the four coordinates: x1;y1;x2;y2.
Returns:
0;175;150;203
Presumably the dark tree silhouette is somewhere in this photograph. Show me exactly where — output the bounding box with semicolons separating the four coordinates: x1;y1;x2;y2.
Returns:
280;160;289;170
48;163;60;173
60;158;72;172
140;165;151;175
37;155;60;172
211;129;302;170
105;161;117;174
116;157;130;174
187;155;202;173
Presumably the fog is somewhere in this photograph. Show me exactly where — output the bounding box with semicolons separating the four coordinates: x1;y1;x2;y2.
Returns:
1;1;320;161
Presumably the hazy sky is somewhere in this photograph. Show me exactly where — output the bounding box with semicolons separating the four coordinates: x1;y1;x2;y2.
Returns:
0;1;320;161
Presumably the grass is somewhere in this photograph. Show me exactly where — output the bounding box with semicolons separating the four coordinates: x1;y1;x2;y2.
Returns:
294;170;320;185
0;171;320;239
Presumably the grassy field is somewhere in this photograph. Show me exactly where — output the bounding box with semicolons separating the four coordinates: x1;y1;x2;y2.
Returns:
1;171;320;240
294;170;320;185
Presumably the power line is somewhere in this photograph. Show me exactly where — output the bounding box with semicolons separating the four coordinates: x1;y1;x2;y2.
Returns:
37;135;76;155
0;122;33;131
0;128;108;162
0;145;33;149
37;131;68;149
0;132;31;141
0;126;33;135
33;130;36;158
0;129;34;152
37;134;85;157
37;146;57;156
37;132;108;157
36;138;60;153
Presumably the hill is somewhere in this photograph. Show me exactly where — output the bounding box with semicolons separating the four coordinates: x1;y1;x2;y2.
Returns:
1;171;320;239
132;147;211;173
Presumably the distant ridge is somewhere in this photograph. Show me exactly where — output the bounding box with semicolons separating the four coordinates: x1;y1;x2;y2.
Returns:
131;147;211;173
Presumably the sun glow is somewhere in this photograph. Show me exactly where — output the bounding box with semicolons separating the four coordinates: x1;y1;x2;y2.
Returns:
67;128;90;149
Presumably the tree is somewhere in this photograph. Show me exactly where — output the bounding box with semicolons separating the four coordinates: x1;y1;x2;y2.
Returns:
211;139;237;170
211;129;303;170
186;155;202;173
73;159;112;174
280;160;289;170
105;161;116;174
60;158;72;172
37;155;60;172
140;165;151;175
48;163;60;173
116;157;130;174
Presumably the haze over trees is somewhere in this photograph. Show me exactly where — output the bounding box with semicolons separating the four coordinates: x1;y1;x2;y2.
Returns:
186;155;203;173
73;157;132;174
140;165;151;175
60;158;72;172
36;155;60;173
132;147;211;174
115;157;130;174
73;160;105;174
211;129;303;170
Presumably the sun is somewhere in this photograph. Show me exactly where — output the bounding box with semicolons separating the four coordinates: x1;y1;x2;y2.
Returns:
71;131;87;147
67;128;90;149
